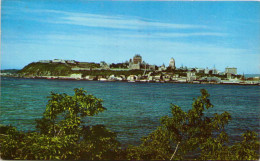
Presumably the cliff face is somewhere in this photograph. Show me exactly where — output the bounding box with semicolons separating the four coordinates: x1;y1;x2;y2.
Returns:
19;62;73;76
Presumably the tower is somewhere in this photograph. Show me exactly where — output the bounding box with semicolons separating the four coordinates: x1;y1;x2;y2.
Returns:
169;58;175;69
133;54;142;64
129;54;142;70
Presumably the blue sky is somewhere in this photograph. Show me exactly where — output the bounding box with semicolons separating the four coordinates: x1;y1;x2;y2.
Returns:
1;0;260;74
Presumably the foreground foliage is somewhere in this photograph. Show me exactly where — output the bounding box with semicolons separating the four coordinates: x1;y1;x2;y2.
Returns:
0;88;120;160
0;89;259;160
126;89;259;160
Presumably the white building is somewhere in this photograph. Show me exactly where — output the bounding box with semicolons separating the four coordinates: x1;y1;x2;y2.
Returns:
53;59;66;63
158;64;166;71
212;68;218;75
204;67;209;74
85;75;95;80
70;74;82;79
39;60;51;63
225;67;237;75
195;68;204;73
66;60;76;64
187;72;196;82
127;75;139;81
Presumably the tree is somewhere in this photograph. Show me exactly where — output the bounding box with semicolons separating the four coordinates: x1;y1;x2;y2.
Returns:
126;89;259;160
0;88;120;160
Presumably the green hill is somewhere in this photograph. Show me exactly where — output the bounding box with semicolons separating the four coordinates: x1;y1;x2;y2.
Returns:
19;62;72;76
1;69;20;73
19;62;144;77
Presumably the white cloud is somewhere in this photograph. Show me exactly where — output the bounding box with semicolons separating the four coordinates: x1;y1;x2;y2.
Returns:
26;9;208;30
61;13;207;30
119;32;227;39
155;32;227;37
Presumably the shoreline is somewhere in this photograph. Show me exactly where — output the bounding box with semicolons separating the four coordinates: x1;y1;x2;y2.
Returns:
2;75;260;86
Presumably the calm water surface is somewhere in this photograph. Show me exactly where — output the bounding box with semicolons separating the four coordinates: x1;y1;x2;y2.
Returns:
1;77;259;145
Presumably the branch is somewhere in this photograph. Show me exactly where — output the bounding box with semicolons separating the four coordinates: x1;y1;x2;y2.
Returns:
0;134;8;136
54;126;57;137
170;142;180;160
57;128;62;136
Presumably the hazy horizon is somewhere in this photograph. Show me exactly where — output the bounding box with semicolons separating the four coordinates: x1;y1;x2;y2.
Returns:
1;1;260;74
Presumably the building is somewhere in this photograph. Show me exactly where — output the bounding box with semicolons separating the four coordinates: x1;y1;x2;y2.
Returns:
212;68;218;75
133;54;142;64
85;75;96;80
225;67;237;75
39;60;51;63
129;54;142;70
100;61;110;70
204;67;209;74
148;65;156;71
127;75;139;81
158;64;166;71
195;68;204;74
187;71;196;82
130;64;141;70
209;68;218;75
52;59;66;63
70;73;82;79
227;73;232;79
168;58;176;69
66;60;76;64
200;76;221;83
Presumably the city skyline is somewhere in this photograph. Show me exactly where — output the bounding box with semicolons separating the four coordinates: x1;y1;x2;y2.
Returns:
1;1;260;74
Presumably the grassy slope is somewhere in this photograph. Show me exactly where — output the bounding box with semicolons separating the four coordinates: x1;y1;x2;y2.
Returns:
19;63;72;76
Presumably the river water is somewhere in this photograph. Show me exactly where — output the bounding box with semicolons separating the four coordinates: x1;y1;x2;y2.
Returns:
1;77;259;145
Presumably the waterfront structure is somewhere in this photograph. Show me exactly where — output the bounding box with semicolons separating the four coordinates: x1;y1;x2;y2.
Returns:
187;71;196;82
200;76;221;83
225;67;237;75
85;75;95;80
221;78;241;84
127;75;139;81
70;73;82;79
169;58;176;69
173;77;187;83
19;57;253;85
154;75;162;81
